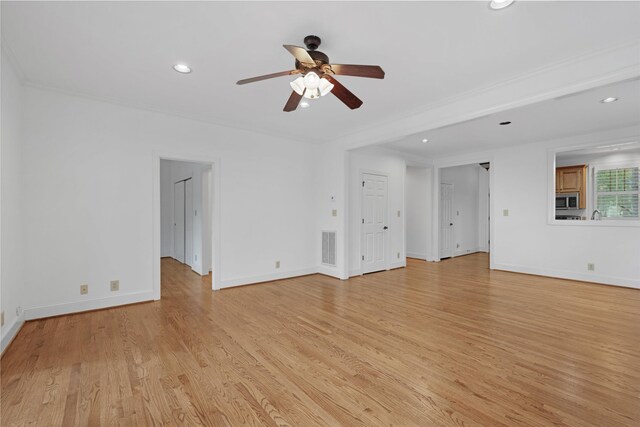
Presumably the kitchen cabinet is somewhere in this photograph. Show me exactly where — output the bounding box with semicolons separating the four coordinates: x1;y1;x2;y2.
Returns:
556;164;587;209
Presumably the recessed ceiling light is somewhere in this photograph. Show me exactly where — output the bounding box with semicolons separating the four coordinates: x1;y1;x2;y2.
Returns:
489;0;515;10
421;138;429;143
300;101;311;109
173;64;192;74
499;121;512;126
600;97;618;104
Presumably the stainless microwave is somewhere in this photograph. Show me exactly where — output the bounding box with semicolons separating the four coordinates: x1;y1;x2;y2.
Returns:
556;193;579;210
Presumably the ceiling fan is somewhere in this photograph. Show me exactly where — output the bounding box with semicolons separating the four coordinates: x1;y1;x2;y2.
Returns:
236;35;385;112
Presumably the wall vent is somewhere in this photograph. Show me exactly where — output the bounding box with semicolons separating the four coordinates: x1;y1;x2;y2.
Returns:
322;231;337;267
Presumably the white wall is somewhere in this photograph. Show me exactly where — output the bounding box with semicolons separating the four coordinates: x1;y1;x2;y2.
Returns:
1;53;25;350
18;85;319;318
435;126;640;288
441;164;482;256
348;148;406;276
405;167;430;260
315;146;349;279
160;159;212;275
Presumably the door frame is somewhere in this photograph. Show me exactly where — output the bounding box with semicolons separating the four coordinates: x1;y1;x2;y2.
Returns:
359;170;391;274
431;157;495;268
439;182;455;259
153;151;221;299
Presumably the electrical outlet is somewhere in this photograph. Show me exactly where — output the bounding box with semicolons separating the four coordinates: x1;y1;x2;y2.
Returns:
397;210;401;217
110;280;119;292
275;261;280;269
587;263;595;271
503;209;509;216
397;252;400;259
15;306;21;316
195;254;198;262
457;243;460;248
1;311;4;327
332;209;337;217
80;284;89;295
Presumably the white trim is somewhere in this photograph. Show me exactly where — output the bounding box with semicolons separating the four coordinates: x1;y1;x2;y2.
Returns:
454;247;482;257
317;264;344;279
153;151;222;298
23;291;155;321
492;263;640;290
220;267;317;289
1;315;25;355
406;252;427;260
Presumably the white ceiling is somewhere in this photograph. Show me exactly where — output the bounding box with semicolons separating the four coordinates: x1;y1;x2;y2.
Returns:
384;78;640;158
2;1;640;143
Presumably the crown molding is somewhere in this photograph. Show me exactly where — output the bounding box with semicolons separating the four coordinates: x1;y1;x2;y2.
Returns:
332;39;640;151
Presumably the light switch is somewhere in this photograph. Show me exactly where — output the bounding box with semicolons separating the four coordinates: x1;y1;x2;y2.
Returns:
503;209;509;216
332;209;337;217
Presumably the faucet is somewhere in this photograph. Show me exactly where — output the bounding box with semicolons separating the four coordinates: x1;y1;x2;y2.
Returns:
620;206;632;216
591;209;601;220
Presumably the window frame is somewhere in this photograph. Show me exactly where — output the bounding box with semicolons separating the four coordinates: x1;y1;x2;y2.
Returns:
592;163;639;220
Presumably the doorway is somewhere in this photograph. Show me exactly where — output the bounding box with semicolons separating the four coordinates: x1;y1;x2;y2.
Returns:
158;158;217;297
361;173;388;274
435;161;492;265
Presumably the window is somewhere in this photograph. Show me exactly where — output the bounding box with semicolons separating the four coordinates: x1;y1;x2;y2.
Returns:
595;166;639;218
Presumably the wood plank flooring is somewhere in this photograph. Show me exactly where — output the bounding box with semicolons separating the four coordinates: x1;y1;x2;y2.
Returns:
2;254;639;426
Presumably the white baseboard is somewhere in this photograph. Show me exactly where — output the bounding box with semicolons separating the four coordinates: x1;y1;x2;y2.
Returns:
317;265;346;280
220;267;317;289
1;314;25;355
492;263;640;289
349;269;362;277
454;247;481;257
23;290;155;321
406;252;427;260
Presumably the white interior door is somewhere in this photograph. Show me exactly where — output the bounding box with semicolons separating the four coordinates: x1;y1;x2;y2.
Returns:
440;183;454;259
173;181;185;263
361;173;388;274
185;178;194;267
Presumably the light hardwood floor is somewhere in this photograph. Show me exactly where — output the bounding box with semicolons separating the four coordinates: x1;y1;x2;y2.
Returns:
2;254;639;426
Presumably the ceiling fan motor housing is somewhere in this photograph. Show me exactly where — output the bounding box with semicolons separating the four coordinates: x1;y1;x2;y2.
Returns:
304;35;321;50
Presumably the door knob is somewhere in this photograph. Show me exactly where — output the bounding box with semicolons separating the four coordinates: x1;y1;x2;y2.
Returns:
383;226;388;230
450;223;453;226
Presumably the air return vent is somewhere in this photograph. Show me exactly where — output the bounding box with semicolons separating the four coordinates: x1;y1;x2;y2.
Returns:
322;231;337;267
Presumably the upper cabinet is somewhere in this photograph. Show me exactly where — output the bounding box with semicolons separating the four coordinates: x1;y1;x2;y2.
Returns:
556;164;587;208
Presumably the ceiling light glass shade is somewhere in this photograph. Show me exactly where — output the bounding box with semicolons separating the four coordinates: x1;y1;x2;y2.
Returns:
290;77;305;95
489;0;514;10
318;78;334;96
303;71;321;90
173;64;192;73
303;88;321;100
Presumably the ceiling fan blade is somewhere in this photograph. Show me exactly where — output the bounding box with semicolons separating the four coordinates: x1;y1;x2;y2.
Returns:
283;45;315;66
283;90;303;112
236;70;297;85
324;75;363;110
330;64;385;79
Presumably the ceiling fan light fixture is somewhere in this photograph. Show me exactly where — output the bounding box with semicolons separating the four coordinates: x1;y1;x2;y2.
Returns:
290;77;305;95
303;88;321;100
303;71;321;90
318;78;334;96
